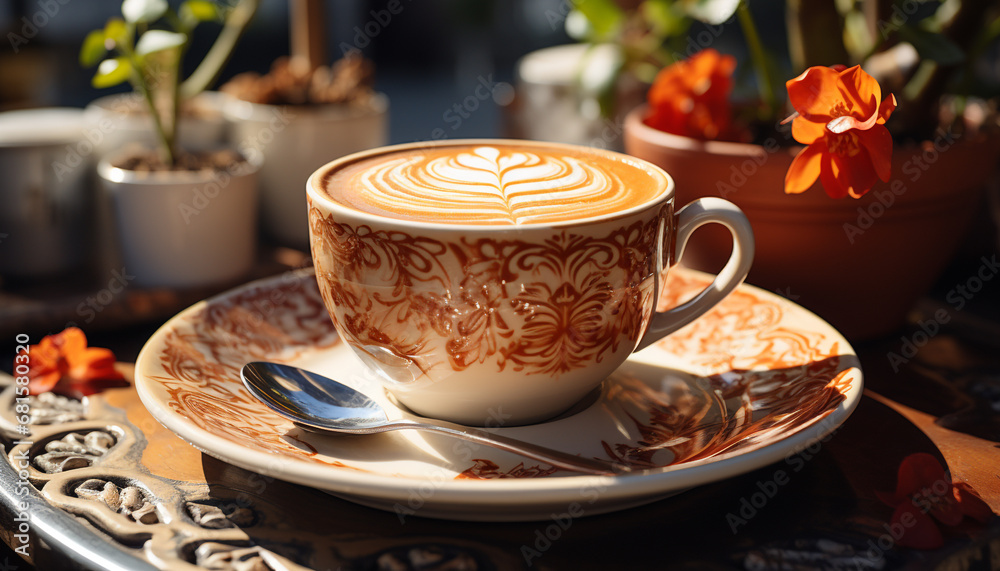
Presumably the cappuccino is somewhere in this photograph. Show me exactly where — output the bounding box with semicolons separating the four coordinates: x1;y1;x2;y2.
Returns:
318;143;667;225
307;139;754;424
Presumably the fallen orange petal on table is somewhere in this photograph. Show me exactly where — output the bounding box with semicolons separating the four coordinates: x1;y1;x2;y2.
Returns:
15;327;128;396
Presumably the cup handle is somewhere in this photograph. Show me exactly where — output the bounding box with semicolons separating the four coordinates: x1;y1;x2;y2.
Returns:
635;197;755;352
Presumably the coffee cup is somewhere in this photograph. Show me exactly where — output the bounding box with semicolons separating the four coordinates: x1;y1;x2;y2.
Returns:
307;140;753;426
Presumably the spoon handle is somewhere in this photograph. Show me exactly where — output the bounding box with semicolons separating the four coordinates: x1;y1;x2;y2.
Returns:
390;419;628;476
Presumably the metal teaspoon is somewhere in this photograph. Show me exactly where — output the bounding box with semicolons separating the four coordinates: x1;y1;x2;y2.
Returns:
241;361;628;476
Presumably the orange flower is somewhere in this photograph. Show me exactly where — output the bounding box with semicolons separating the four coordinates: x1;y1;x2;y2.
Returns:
15;328;126;396
645;49;736;141
875;453;993;549
784;65;897;199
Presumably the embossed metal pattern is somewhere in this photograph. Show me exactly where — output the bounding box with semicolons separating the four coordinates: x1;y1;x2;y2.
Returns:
0;379;313;570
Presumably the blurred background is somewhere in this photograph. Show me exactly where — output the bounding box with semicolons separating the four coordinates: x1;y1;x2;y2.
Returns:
0;4;1000;569
0;0;785;141
1;0;567;140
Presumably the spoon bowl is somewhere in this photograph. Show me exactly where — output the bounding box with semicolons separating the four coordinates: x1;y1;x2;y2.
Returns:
242;361;389;430
241;361;629;476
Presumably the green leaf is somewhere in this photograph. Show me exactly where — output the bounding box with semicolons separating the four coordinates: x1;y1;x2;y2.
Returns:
569;0;624;40
681;0;741;25
79;30;106;67
897;24;964;65
121;0;168;24
103;18;129;48
134;30;187;57
92;57;132;88
180;0;219;24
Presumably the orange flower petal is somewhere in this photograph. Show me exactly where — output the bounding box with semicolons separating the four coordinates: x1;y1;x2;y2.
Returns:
837;151;879;199
895;453;947;498
18;327;127;396
791;116;825;145
786;66;843;123
826;107;879;134
54;327;89;356
30;340;63;371
856;124;893;182
645;49;735;141
820;151;878;199
785;143;823;194
884;453;964;527
892;501;944;549
819;153;849;199
28;371;61;395
878;93;897;125
837;65;881;121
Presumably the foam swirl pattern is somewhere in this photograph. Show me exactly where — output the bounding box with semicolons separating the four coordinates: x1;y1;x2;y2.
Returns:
324;145;665;225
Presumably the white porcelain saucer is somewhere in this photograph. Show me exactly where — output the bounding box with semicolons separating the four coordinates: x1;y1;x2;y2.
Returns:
135;268;862;521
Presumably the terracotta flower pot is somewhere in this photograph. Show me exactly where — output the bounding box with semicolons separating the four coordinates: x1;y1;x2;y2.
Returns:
625;105;1000;339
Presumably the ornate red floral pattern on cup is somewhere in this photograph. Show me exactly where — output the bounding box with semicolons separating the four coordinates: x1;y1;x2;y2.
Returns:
309;206;663;380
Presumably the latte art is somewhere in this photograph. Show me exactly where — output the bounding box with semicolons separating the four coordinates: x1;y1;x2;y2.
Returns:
320;144;667;225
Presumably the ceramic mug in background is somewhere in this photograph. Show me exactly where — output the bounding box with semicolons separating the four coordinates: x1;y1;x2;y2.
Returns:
307;140;754;426
0;108;92;279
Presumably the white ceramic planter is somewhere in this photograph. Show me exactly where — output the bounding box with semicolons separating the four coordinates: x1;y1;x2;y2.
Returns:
98;151;259;288
224;94;389;247
84;92;230;159
0;108;91;278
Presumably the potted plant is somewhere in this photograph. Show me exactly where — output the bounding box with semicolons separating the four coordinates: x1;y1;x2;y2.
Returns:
82;0;257;159
220;0;388;248
85;0;261;288
83;90;229;160
568;0;1000;339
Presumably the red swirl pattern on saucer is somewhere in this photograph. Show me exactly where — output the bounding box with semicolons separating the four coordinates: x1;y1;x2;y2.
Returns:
135;267;862;521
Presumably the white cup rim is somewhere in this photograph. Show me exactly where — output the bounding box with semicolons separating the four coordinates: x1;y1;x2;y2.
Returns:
306;138;675;232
